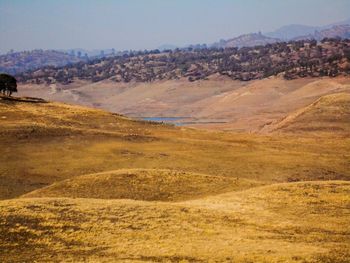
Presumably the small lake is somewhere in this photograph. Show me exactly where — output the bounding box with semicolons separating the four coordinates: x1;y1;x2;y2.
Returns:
142;117;185;122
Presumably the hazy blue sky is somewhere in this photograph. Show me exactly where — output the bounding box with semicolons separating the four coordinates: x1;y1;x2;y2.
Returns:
1;0;350;53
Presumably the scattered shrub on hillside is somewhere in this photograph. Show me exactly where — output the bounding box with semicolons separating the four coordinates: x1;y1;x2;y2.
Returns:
16;38;350;85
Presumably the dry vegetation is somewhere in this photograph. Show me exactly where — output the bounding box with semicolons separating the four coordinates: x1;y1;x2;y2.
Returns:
1;181;349;262
1;96;349;199
21;169;262;201
271;93;350;134
0;95;349;262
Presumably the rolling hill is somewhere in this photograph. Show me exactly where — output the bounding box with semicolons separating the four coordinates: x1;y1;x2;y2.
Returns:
271;93;350;134
213;32;280;48
1;95;349;200
0;96;349;262
21;169;261;201
2;7;350;263
17;76;350;132
1;181;349;262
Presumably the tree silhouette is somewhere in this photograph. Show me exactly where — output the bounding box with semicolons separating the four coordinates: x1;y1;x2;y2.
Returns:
0;74;17;96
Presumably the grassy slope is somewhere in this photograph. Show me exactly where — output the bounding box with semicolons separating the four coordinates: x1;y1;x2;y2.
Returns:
1;97;349;199
272;93;350;134
0;96;350;262
21;169;262;201
1;181;349;262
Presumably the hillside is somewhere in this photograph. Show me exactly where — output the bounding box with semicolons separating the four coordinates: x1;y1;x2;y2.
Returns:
266;24;321;40
2;2;350;262
1;96;349;200
266;18;350;40
1;181;349;262
294;25;350;41
0;97;349;262
0;50;86;75
213;32;280;48
16;38;350;85
17;76;350;132
271;93;350;134
21;169;260;201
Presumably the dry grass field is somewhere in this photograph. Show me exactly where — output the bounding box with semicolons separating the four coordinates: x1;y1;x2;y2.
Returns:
20;169;262;201
0;92;349;262
1;181;349;262
271;93;350;135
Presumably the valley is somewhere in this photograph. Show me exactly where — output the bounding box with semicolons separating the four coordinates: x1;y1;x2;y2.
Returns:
1;9;350;261
17;75;350;132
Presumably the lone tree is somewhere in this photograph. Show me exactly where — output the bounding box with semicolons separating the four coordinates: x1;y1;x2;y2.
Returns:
0;73;17;96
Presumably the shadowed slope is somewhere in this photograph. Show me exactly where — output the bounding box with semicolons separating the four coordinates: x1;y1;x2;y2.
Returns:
1;181;349;262
21;169;261;201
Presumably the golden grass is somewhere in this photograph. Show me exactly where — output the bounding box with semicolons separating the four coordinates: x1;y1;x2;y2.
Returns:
1;181;349;262
1;97;349;199
273;93;350;135
21;169;261;201
0;96;350;262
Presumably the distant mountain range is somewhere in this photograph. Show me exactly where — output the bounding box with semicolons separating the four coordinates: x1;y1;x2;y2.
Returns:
0;50;87;75
266;18;350;40
213;20;350;49
212;32;280;48
157;18;350;50
1;18;349;75
293;25;350;41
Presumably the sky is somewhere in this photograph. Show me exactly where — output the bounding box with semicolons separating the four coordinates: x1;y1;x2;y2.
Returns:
0;0;350;53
